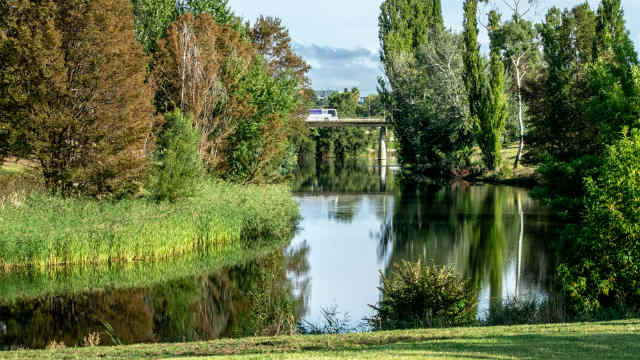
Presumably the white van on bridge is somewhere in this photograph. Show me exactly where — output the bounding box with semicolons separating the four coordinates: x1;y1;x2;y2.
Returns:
307;108;339;122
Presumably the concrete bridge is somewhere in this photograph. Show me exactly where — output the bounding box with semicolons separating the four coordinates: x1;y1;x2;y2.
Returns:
306;118;387;128
306;118;389;162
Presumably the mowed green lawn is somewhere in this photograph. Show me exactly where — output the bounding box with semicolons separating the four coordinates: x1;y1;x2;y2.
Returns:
4;320;639;359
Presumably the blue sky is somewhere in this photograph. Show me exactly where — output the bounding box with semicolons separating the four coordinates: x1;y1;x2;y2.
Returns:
230;0;640;95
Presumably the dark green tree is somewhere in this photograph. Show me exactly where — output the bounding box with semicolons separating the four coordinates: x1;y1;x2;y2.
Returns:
463;1;507;171
151;110;202;201
523;5;597;163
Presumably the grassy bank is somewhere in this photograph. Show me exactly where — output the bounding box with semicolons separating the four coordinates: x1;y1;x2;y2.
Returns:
470;142;538;186
0;180;298;270
2;320;638;359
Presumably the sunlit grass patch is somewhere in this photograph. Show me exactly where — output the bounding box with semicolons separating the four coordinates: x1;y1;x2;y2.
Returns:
0;181;299;270
4;320;639;359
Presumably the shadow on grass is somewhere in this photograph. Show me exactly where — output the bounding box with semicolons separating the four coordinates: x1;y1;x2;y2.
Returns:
322;333;640;359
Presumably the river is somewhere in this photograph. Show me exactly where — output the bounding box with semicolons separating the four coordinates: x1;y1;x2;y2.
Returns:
0;160;557;349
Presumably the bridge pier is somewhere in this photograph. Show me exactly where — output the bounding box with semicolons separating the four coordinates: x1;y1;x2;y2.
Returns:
379;160;387;191
378;126;387;191
378;126;387;162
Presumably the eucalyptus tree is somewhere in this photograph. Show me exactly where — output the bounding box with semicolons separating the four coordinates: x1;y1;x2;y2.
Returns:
489;0;539;168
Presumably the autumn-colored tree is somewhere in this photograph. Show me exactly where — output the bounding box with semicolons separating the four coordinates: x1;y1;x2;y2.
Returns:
1;0;64;163
248;16;310;85
1;0;155;196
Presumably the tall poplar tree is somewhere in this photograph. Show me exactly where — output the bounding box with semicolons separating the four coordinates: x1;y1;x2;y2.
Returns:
462;0;484;124
463;0;507;170
593;0;637;66
379;0;443;77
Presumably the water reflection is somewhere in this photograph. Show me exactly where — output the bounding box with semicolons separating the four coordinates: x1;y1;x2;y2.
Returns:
291;161;556;325
0;245;310;349
293;157;396;195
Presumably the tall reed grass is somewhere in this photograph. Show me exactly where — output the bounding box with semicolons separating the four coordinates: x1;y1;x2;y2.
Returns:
0;181;299;270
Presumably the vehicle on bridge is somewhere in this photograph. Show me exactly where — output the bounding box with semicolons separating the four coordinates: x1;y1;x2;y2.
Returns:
307;108;339;121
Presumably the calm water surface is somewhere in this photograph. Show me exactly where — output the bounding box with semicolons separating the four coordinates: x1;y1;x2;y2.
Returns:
0;160;557;349
291;160;556;328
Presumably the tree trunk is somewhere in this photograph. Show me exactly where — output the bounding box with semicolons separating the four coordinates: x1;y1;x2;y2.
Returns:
515;191;523;299
514;64;525;169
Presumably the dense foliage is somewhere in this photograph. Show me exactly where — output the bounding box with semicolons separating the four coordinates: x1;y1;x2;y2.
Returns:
558;131;640;315
370;260;476;330
153;12;307;183
379;0;477;175
375;0;640;318
463;1;508;171
131;0;237;54
524;0;640;315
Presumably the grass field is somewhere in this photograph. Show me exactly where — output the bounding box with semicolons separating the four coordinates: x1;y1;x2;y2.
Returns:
2;320;638;359
0;179;298;270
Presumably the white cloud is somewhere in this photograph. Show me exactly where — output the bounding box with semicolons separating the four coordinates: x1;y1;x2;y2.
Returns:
294;44;382;95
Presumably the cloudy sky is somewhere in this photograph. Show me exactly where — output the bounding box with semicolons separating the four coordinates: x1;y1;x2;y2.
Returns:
230;0;640;95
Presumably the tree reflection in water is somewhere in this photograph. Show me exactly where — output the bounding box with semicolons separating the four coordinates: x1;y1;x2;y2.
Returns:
0;244;310;349
375;182;555;317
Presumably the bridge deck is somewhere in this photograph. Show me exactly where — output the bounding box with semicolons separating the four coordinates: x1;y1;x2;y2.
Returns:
306;118;387;127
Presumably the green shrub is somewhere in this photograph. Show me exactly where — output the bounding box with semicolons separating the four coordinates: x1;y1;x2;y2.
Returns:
558;130;640;315
369;260;476;330
151;111;202;202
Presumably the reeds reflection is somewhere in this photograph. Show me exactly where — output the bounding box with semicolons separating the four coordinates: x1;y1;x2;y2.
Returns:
0;244;310;349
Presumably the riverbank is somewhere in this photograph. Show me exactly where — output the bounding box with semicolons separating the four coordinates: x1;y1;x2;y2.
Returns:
469;142;539;187
2;320;637;359
0;176;299;270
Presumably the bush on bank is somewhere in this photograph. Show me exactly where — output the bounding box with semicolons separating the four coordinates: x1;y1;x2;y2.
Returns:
0;181;298;270
369;260;477;330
